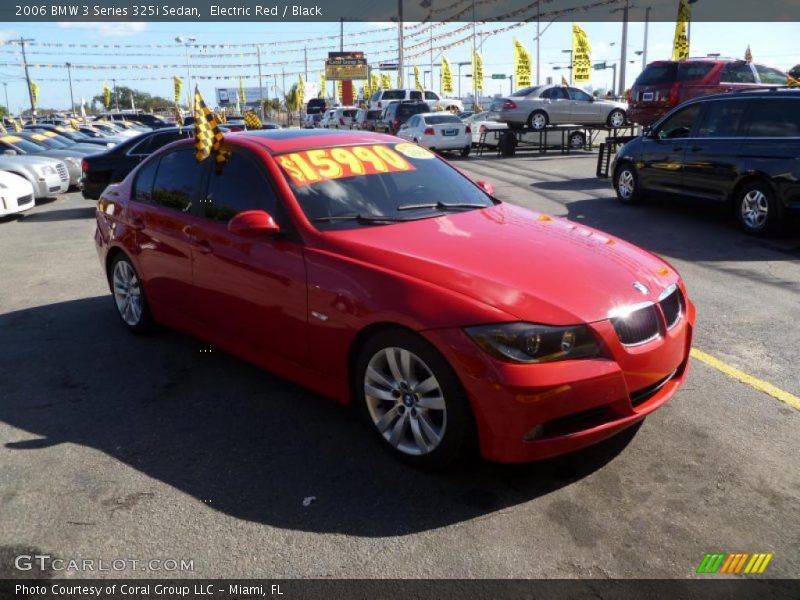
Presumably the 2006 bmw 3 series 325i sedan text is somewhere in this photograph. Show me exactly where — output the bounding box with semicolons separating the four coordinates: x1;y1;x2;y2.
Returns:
94;129;695;467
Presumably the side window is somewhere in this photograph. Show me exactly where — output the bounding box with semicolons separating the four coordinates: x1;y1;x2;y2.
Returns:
410;91;422;101
655;104;702;139
745;99;800;137
695;100;748;137
203;151;282;224
720;63;756;84
568;88;593;102
542;87;568;100
147;132;184;154
754;65;788;85
132;157;159;204
424;91;438;101
152;149;202;212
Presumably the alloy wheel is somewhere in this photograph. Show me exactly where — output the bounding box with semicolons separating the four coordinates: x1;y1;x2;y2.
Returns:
609;110;626;128
364;347;447;456
112;260;143;326
740;189;769;231
617;169;635;199
531;113;547;130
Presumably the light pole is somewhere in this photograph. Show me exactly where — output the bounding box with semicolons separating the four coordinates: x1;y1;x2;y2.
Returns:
562;50;573;84
642;6;651;68
175;35;196;108
66;63;75;114
688;0;700;54
457;61;470;100
2;83;8;116
424;70;431;89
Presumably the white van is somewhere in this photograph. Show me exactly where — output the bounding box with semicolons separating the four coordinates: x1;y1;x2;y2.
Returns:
369;89;464;113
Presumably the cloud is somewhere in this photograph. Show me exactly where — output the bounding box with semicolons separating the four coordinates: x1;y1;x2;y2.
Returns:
0;29;16;43
57;22;147;38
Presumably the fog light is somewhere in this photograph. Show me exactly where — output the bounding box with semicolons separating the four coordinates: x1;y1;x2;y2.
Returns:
523;425;544;441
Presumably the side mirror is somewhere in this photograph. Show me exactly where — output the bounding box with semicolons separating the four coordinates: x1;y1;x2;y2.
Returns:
228;210;280;237
476;179;494;195
642;125;652;137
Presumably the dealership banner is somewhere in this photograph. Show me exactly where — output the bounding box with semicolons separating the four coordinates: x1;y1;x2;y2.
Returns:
571;24;591;84
2;579;798;599
0;0;791;22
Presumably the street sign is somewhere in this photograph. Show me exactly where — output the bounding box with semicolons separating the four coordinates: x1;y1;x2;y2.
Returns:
325;52;369;80
593;62;607;70
491;74;507;79
378;62;399;71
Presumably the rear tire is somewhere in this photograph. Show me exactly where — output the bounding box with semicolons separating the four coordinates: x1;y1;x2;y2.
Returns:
460;145;471;157
355;329;476;468
568;131;586;149
614;163;642;205
735;180;783;236
607;109;627;129
109;254;152;333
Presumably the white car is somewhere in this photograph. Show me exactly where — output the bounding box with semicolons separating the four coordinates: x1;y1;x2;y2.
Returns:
369;89;464;113
465;111;587;149
319;109;337;129
396;112;472;156
324;107;358;129
0;170;36;217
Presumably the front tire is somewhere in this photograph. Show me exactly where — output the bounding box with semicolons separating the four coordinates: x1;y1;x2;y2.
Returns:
109;254;152;333
735;181;782;236
528;110;548;131
568;131;586;149
355;329;475;468
614;163;642;205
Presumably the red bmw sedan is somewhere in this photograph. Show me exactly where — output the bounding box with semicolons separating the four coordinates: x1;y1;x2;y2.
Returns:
95;129;695;466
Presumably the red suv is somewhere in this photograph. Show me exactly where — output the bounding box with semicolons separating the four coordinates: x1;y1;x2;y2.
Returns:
628;58;788;125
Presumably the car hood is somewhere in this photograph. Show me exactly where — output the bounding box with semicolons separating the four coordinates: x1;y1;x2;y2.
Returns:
0;154;64;168
29;149;83;162
323;203;679;325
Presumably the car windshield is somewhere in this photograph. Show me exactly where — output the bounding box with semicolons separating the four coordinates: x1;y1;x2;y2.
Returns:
382;90;405;100
367;110;382;119
1;135;47;153
424;115;461;125
277;142;494;231
25;134;67;149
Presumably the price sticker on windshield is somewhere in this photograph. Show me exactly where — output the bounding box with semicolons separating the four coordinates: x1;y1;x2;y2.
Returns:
1;135;21;143
277;144;415;187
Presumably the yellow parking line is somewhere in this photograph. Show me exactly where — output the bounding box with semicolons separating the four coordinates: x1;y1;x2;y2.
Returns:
690;348;800;411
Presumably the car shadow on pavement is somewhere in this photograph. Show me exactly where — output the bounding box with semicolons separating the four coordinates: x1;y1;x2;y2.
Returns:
19;207;96;222
0;296;639;537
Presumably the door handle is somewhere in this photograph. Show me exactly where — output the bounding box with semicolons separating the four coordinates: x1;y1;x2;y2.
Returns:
130;217;145;231
189;238;212;254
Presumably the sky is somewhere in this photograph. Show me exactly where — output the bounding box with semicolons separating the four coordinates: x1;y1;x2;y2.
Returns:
0;19;798;112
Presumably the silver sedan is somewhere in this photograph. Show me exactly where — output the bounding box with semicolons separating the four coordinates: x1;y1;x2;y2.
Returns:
487;85;628;130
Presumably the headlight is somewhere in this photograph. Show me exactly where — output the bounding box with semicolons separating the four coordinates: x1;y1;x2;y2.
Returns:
465;322;601;364
35;165;56;176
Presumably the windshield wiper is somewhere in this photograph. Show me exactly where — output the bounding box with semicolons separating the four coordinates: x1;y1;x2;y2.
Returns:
312;214;416;224
396;201;488;212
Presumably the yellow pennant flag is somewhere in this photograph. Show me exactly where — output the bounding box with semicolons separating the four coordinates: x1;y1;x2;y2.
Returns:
571;24;591;84
441;56;453;95
414;65;423;91
319;71;326;98
561;75;569;87
472;49;484;93
243;111;262;130
102;82;111;110
238;77;246;106
0;120;6;134
11;118;21;132
370;73;379;96
336;80;343;101
298;75;305;106
30;82;39;108
787;74;800;87
514;39;532;88
744;45;753;63
672;0;691;60
381;72;391;90
193;85;228;165
173;76;182;105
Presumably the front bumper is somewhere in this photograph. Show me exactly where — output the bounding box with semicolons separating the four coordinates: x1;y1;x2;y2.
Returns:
32;174;68;198
422;298;695;463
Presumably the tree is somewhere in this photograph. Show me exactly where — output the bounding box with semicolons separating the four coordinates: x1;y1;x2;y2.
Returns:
91;85;174;113
0;105;7;118
789;64;800;80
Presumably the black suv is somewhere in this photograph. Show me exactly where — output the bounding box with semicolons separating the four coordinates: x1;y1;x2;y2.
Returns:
375;101;429;135
612;88;800;235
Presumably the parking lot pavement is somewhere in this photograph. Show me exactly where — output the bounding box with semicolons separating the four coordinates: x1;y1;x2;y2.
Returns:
1;160;798;579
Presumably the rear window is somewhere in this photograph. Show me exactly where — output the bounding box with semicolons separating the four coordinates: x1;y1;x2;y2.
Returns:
397;104;427;116
342;109;357;118
635;63;678;85
276;143;493;231
367;110;382;119
424;115;461;125
382;90;405;100
677;62;714;81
